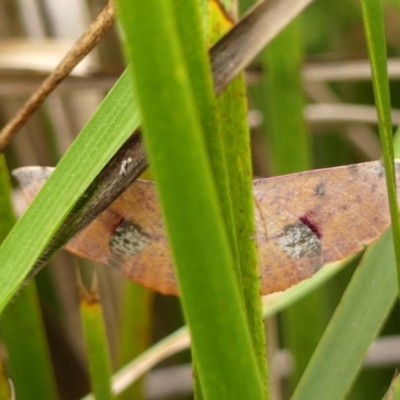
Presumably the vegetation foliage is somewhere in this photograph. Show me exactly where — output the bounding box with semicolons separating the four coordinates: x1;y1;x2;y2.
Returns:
0;0;400;399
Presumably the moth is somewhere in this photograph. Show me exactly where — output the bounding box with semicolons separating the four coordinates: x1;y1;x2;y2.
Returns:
14;160;400;296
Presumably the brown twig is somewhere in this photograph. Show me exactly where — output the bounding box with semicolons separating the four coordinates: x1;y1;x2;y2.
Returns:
0;1;115;152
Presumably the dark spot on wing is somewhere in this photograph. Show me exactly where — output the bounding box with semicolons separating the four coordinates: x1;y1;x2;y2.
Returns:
278;221;321;260
109;220;150;257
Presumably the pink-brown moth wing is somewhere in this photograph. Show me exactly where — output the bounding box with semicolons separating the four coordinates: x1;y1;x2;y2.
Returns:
14;160;400;296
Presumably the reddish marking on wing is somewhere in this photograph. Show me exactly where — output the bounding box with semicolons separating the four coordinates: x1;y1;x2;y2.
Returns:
110;215;125;233
299;214;323;240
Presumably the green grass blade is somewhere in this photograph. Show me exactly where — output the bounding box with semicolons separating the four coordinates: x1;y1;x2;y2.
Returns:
208;2;268;392
1;284;58;400
0;155;58;400
115;0;264;398
291;229;397;400
79;278;113;400
217;74;268;393
361;0;400;287
117;283;153;400
0;69;140;313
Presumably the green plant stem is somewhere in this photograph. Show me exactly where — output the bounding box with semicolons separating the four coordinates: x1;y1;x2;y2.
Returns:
117;283;153;400
0;155;58;400
80;281;113;400
361;0;400;298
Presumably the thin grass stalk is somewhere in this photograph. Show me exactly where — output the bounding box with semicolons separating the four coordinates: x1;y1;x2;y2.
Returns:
360;0;400;293
115;0;264;397
208;3;268;392
0;284;58;400
117;283;153;400
0;155;58;400
79;277;113;400
218;73;269;392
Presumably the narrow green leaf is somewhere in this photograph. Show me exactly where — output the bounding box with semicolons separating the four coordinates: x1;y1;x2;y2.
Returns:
117;283;153;400
361;0;400;289
0;69;140;313
116;0;264;398
292;229;397;400
208;4;268;393
1;284;58;400
0;155;58;400
80;279;113;400
217;74;268;394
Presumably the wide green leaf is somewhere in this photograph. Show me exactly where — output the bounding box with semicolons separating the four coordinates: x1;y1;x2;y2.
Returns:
116;0;264;398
